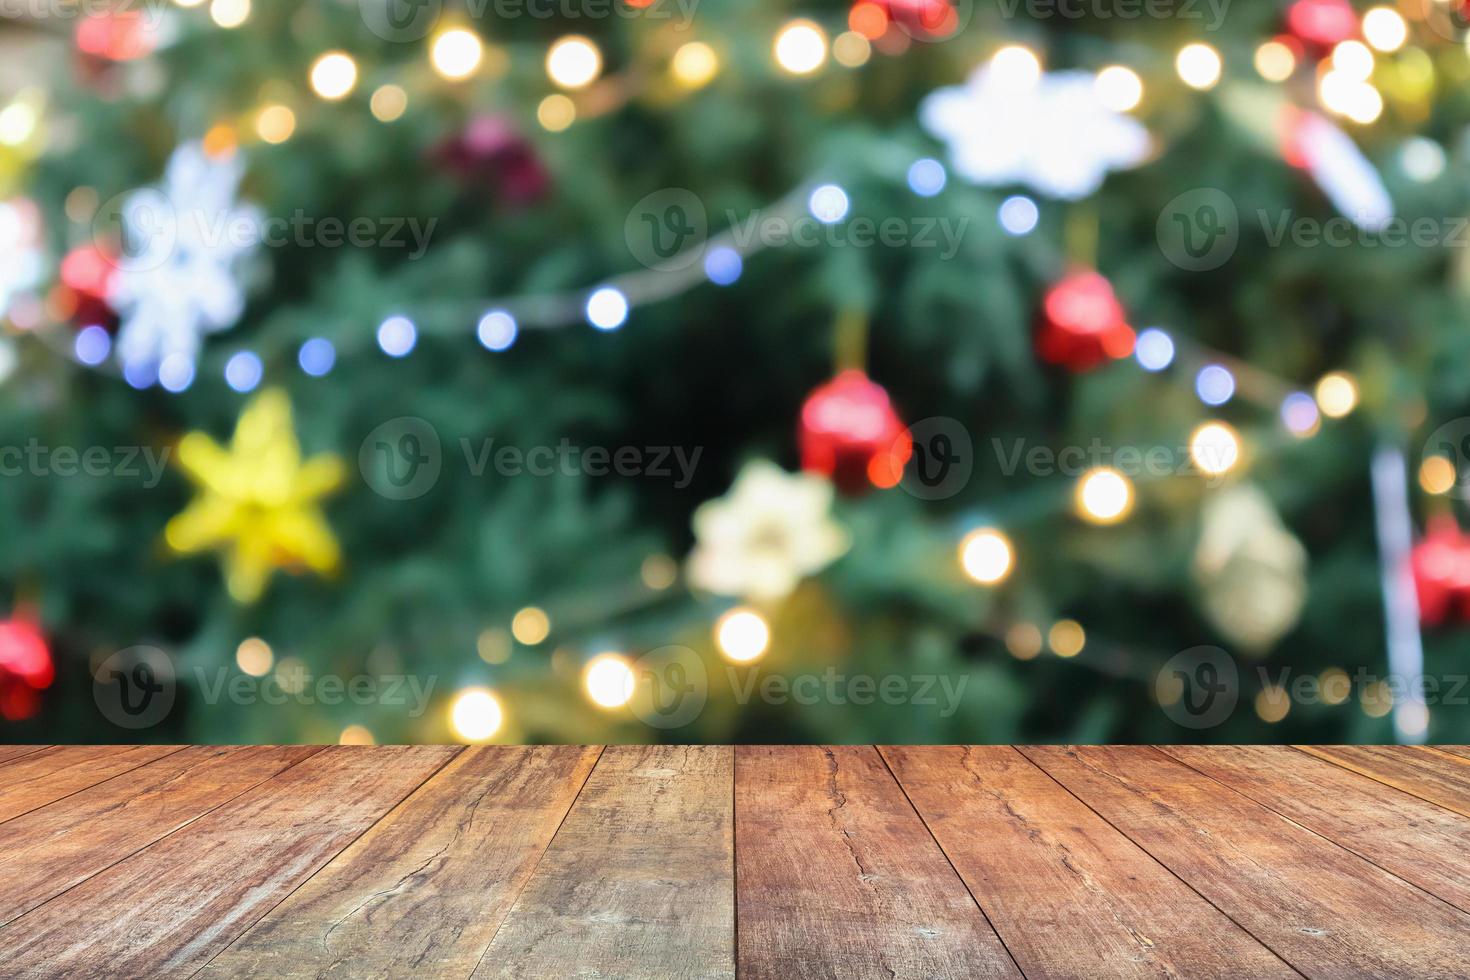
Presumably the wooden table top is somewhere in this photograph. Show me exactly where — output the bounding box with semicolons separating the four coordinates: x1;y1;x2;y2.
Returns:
0;745;1466;978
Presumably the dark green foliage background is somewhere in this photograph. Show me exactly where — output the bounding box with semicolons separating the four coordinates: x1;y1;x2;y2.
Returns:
3;0;1468;744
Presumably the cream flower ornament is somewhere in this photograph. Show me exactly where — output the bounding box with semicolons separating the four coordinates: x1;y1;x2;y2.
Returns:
687;460;850;602
920;59;1151;200
108;141;262;372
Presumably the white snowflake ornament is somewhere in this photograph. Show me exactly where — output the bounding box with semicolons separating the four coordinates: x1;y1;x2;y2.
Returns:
921;57;1151;200
109;141;262;371
0;198;45;320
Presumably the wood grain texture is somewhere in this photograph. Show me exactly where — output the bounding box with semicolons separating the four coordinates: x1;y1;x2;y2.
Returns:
0;745;47;766
0;744;180;823
0;745;457;978
883;745;1298;979
1299;745;1470;819
1023;745;1470;979
1432;745;1470;762
737;745;1021;980
1166;745;1470;915
473;744;734;980
201;745;600;978
0;745;319;927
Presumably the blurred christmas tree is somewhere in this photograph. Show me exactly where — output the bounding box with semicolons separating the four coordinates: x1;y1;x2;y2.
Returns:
0;0;1467;746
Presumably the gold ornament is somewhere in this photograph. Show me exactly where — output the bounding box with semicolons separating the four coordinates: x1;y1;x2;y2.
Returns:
1192;484;1307;652
165;388;345;603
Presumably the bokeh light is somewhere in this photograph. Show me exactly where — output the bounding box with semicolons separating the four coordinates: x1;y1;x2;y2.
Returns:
716;608;770;663
959;528;1013;585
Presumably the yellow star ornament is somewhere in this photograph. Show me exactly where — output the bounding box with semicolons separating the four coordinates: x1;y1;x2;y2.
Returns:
165;389;345;603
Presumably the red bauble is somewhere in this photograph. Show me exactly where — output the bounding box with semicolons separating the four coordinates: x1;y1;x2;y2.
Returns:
59;244;118;328
1285;0;1358;50
75;10;157;62
432;116;550;206
799;370;912;493
1410;516;1470;626
1036;269;1136;372
868;0;958;39
0;618;53;722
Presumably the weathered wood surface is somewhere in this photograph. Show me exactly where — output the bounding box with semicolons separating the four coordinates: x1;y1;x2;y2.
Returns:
0;744;180;823
472;744;735;980
0;745;456;977
1022;745;1470;979
736;745;1021;979
883;745;1298;979
1299;744;1470;819
1165;744;1470;915
0;745;318;927
0;744;1465;978
202;745;600;978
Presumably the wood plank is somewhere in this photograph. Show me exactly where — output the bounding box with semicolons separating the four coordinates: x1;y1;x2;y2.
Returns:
0;745;319;927
1023;746;1470;979
1299;745;1470;819
473;745;734;980
0;745;457;977
736;745;1021;980
1166;745;1470;916
1432;746;1470;762
201;745;600;978
883;745;1298;979
0;744;180;823
0;745;48;766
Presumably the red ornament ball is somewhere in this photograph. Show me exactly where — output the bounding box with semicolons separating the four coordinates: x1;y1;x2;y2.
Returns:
865;0;959;39
799;370;912;493
59;244;118;328
432;115;550;206
1036;269;1136;372
75;9;158;62
0;618;53;722
1285;0;1358;49
1410;516;1470;626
